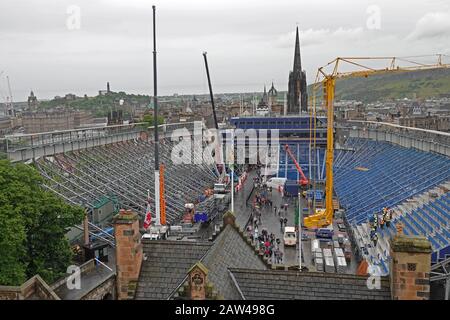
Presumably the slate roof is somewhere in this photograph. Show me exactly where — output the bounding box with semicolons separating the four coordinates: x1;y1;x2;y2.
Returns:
201;224;268;300
135;241;212;300
134;220;390;301
229;268;392;300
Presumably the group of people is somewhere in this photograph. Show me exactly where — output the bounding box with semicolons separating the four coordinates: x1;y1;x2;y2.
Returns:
247;226;284;264
369;207;393;246
246;167;286;265
254;191;273;208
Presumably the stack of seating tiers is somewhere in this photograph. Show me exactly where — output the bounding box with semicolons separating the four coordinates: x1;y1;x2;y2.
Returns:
334;138;450;225
335;138;450;272
35;138;219;225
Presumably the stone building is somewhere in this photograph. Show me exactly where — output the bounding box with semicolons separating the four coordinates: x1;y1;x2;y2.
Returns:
122;212;433;300
27;91;38;110
0;116;12;135
399;115;450;132
268;82;278;108
0;210;437;300
21;111;93;133
0;260;115;300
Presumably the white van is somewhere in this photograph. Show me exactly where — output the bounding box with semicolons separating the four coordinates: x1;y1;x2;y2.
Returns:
266;178;287;189
283;226;297;246
214;183;226;194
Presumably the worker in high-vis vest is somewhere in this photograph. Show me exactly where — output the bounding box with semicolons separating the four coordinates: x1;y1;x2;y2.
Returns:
384;209;392;228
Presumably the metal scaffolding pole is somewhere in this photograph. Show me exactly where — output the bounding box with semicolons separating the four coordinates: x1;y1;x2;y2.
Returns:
152;5;161;226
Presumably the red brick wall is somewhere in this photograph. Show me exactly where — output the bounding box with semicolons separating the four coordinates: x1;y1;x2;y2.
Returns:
114;210;143;300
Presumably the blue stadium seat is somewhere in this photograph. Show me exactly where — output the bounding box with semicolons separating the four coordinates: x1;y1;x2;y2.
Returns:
336;138;450;271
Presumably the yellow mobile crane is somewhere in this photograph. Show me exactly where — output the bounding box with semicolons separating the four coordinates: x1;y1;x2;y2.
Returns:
304;54;450;229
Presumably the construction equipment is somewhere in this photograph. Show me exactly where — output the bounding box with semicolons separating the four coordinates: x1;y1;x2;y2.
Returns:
159;164;166;225
284;144;309;186
6;75;14;116
304;54;450;229
203;52;219;131
152;5;161;226
203;52;223;179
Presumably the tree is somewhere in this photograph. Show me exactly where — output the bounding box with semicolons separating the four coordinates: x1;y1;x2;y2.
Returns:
142;114;165;127
0;160;84;286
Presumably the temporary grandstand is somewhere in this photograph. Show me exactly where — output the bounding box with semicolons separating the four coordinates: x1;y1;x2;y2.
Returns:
334;137;450;274
229;116;328;182
34;137;218;227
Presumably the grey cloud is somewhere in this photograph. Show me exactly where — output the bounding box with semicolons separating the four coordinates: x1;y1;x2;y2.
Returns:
406;11;450;41
0;0;447;100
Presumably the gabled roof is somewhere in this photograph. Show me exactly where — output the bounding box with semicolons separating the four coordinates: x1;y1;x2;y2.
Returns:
229;268;391;300
200;224;268;299
135;213;270;300
135;241;212;300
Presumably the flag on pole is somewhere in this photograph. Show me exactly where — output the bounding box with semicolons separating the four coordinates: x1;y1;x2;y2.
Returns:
143;190;152;230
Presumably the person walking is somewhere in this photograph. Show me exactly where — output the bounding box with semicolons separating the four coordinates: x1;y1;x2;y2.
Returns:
280;217;284;231
279;250;284;264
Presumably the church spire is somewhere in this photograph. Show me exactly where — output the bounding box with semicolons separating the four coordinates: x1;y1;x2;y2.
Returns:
293;26;302;72
287;26;308;114
263;84;268;104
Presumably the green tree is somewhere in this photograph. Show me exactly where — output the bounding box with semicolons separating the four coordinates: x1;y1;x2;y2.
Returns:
0;160;84;286
142;114;165;127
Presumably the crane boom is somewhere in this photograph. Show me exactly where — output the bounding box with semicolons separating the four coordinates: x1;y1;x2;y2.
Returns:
203;52;219;130
284;144;309;186
304;54;450;229
6;76;14;116
203;52;223;178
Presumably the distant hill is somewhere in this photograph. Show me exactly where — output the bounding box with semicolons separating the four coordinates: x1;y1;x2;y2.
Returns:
38;92;152;117
308;68;450;103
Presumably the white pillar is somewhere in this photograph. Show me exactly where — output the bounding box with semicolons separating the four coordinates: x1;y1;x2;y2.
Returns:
298;192;302;271
154;170;160;226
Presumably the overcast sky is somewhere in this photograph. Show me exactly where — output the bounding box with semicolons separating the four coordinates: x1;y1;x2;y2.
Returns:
1;0;449;101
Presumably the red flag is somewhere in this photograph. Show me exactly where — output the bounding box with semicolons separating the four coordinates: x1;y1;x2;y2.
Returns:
143;191;152;230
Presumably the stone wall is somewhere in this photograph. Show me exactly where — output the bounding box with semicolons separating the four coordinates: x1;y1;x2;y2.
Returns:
81;276;116;300
0;275;59;300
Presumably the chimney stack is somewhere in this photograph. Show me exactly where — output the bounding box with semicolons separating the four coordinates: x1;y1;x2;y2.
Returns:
114;209;143;300
390;234;432;300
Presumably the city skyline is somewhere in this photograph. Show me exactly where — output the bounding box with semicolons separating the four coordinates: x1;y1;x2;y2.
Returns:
0;0;449;101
